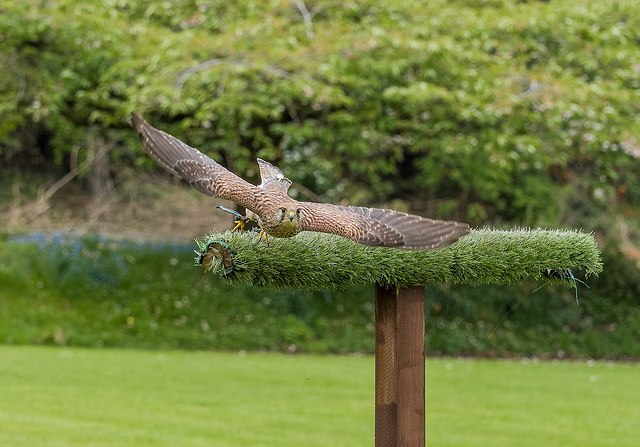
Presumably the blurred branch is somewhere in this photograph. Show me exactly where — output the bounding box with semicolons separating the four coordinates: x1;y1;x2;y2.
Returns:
285;101;301;124
28;135;115;220
291;181;324;203
291;1;335;38
174;58;292;101
293;0;315;38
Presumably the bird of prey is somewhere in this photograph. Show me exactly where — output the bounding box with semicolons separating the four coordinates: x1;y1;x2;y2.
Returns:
131;112;469;250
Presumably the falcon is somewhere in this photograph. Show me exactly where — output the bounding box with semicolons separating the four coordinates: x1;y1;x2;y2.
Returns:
131;112;469;250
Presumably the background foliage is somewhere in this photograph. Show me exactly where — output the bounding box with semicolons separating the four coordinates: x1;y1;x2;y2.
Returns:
2;0;640;226
1;0;639;356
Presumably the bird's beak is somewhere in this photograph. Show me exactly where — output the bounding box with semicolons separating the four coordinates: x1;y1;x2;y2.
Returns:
288;211;295;221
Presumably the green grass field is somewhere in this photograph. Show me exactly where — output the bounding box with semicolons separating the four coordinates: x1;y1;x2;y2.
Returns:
1;346;638;447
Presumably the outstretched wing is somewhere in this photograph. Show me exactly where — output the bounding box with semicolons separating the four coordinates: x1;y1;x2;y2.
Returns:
131;112;265;213
299;203;469;250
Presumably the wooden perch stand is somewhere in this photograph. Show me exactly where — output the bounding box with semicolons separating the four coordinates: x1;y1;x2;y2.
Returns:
196;228;602;446
376;285;426;447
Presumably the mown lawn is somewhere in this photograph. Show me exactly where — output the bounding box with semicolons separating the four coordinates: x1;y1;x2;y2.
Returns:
0;346;638;446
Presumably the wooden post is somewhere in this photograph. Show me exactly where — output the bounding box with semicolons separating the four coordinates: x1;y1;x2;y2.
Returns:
375;284;398;447
375;284;426;447
396;286;426;447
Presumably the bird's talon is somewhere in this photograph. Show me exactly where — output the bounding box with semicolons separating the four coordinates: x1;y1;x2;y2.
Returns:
258;229;269;245
231;219;246;234
218;204;250;234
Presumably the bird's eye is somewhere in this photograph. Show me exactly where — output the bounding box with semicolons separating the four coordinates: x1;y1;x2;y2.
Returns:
280;207;287;213
296;208;302;216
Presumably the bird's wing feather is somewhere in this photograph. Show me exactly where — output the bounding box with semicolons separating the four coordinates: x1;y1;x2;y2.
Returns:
131;112;265;213
299;203;469;250
257;158;292;194
132;112;469;250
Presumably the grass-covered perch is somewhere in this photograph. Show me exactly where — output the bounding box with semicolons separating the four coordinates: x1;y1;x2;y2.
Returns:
196;228;602;290
196;226;602;447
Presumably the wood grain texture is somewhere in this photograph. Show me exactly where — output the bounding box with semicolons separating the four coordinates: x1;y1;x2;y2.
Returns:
397;286;426;447
375;284;398;447
375;284;426;447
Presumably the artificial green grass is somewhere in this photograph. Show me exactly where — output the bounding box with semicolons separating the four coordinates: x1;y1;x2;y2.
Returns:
198;228;602;290
1;346;638;447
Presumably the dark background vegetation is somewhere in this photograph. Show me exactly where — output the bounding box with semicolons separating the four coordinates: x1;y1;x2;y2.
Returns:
1;0;639;358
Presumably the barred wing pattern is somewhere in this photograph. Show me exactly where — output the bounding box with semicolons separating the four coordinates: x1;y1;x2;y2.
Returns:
300;204;469;250
256;158;293;194
132;112;470;250
131;112;265;213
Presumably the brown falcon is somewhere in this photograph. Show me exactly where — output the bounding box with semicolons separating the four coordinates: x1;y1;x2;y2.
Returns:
131;112;469;250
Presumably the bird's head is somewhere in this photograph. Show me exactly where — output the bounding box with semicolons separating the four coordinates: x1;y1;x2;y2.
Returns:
276;206;302;229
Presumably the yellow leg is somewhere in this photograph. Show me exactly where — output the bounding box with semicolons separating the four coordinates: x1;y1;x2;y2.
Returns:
231;219;245;234
258;230;270;245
